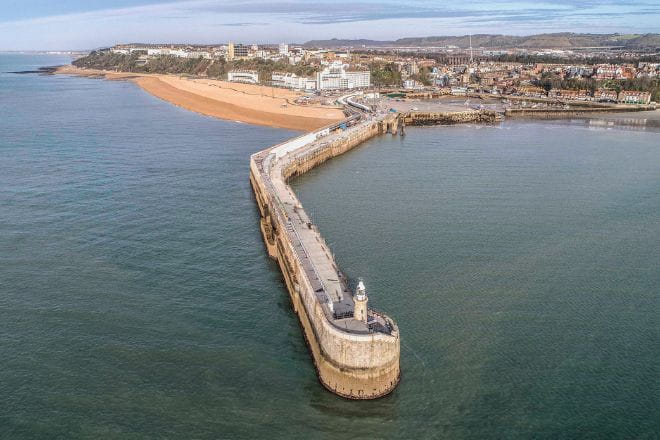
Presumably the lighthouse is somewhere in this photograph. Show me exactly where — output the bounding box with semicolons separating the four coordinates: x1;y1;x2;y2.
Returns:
354;280;368;322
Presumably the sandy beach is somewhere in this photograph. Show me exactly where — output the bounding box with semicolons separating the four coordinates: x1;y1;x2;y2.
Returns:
56;65;344;131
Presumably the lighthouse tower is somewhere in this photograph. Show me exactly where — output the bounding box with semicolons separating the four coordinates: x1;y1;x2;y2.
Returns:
354;280;368;322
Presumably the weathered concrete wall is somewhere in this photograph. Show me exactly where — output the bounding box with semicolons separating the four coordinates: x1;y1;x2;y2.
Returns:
249;119;401;399
404;109;502;125
505;105;655;118
282;122;382;180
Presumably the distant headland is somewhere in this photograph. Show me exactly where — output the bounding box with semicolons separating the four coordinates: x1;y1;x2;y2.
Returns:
302;32;660;49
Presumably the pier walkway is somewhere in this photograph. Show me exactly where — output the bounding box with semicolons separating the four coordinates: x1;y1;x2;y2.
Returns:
257;112;394;334
249;95;404;398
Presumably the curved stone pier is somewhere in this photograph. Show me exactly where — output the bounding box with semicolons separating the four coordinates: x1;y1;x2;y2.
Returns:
249;110;401;399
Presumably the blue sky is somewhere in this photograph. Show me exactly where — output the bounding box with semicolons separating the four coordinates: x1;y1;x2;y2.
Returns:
1;0;659;50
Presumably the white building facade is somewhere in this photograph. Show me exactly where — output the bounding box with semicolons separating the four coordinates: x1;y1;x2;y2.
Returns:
227;70;259;84
316;63;370;90
271;72;316;90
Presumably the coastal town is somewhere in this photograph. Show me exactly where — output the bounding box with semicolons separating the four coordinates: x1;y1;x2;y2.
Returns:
87;39;660;107
5;0;660;430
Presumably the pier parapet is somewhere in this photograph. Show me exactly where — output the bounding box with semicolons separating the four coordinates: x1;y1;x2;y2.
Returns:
249;109;400;399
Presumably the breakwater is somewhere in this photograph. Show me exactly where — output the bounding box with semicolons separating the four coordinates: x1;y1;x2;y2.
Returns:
404;110;502;125
505;105;656;118
250;111;402;399
248;107;502;399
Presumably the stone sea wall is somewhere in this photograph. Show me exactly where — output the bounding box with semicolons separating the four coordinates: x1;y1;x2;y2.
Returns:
249;118;401;399
505;106;655;118
404;109;502;125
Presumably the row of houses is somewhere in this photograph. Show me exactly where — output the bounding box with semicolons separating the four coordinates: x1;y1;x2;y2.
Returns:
535;63;659;80
515;87;653;104
618;90;653;104
109;43;358;66
110;47;215;59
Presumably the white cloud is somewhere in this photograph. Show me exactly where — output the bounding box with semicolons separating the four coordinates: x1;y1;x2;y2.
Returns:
0;0;658;50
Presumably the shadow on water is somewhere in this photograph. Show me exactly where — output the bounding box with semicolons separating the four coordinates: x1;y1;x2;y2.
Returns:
308;385;401;423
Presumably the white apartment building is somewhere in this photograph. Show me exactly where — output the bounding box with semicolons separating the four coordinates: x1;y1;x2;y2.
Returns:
146;48;188;57
111;46;215;59
186;51;213;59
346;70;371;88
110;47;150;54
316;63;370;90
288;55;303;65
403;79;422;90
279;43;289;56
227;70;259;84
271;72;316;90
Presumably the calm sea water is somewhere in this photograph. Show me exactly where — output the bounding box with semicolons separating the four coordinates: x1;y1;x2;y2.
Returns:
2;55;659;439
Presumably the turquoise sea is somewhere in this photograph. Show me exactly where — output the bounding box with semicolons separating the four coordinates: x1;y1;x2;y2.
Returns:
1;54;658;439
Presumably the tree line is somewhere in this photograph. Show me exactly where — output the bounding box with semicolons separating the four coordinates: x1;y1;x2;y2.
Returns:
73;51;319;81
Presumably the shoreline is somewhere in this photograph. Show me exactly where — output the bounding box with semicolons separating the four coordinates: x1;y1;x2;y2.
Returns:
55;65;345;131
55;65;657;130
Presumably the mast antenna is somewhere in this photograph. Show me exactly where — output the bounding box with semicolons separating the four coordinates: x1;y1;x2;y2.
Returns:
469;33;473;64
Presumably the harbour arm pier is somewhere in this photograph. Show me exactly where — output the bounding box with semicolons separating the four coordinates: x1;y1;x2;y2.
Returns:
250;97;403;399
250;96;500;399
